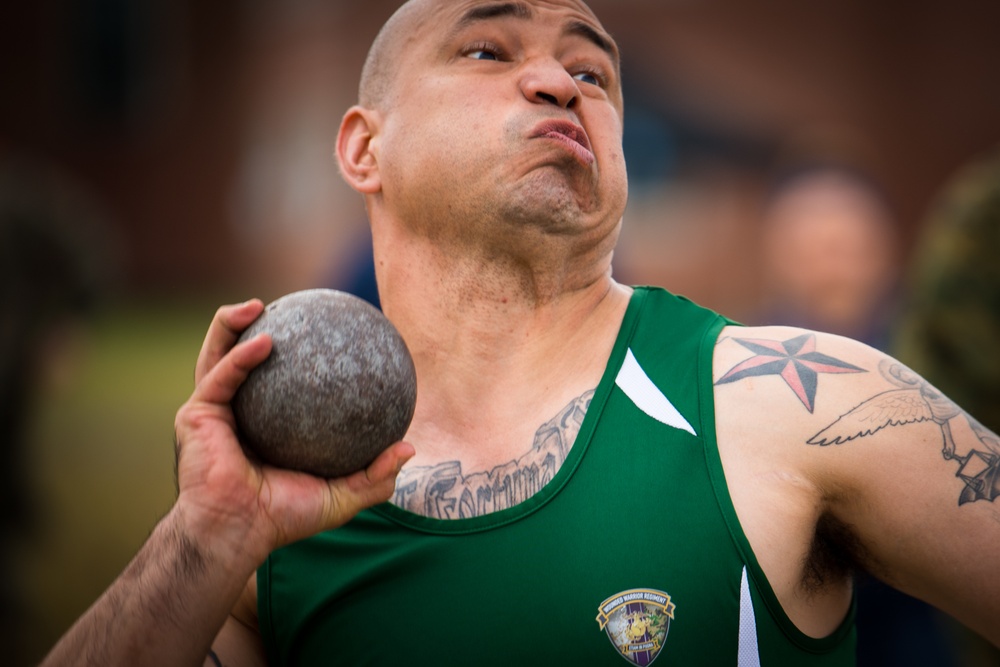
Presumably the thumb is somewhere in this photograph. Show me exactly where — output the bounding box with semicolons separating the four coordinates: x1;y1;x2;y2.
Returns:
322;441;415;528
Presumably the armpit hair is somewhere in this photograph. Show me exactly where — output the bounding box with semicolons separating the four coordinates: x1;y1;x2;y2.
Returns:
802;512;871;594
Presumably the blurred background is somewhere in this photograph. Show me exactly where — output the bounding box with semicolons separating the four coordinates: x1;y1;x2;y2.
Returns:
2;0;999;664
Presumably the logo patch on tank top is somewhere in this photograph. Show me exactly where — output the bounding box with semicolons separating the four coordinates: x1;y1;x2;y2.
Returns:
596;588;675;665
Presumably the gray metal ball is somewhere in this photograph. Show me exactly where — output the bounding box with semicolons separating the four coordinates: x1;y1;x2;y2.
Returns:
231;289;417;478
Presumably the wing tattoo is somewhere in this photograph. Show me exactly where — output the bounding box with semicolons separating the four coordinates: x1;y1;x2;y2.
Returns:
809;360;1000;505
808;389;935;445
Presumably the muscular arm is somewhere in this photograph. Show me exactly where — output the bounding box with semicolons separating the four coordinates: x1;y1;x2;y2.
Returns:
40;301;414;667
714;326;1000;645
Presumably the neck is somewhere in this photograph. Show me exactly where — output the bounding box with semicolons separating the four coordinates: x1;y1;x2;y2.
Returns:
372;216;631;467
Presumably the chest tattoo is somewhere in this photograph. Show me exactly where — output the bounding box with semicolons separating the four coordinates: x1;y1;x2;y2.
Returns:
392;390;595;519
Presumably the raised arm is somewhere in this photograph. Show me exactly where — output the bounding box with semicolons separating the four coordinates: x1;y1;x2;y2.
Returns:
808;345;999;644
714;325;1000;645
40;300;414;667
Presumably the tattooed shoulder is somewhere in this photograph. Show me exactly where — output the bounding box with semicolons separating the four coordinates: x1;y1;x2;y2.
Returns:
392;390;595;519
810;360;1000;506
716;331;1000;506
715;332;865;413
716;330;999;507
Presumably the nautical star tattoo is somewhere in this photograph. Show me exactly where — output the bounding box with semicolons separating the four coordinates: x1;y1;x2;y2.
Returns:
717;334;1000;505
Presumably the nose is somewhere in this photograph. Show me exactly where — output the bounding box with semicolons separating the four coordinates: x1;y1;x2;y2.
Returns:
519;57;579;110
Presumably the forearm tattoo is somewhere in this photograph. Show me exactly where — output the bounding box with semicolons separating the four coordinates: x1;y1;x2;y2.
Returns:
717;336;1000;505
392;390;594;518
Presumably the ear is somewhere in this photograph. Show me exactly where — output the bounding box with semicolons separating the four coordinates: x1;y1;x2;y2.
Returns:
336;106;382;195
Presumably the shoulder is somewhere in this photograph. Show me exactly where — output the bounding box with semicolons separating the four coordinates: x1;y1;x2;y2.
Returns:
711;323;950;492
712;324;886;433
712;324;1000;643
710;323;893;521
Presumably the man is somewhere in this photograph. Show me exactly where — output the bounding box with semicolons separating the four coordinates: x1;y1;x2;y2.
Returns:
43;1;999;665
756;164;900;350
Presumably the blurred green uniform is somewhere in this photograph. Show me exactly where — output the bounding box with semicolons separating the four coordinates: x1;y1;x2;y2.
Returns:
892;150;1000;666
894;149;1000;433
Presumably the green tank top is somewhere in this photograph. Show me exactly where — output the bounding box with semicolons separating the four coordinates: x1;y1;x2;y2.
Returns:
258;286;856;666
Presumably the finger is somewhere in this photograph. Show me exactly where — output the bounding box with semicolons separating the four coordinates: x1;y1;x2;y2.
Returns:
363;440;416;487
194;300;266;384
192;332;273;406
324;441;416;527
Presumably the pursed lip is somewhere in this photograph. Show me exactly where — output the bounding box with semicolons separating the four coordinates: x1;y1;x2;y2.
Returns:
530;119;595;166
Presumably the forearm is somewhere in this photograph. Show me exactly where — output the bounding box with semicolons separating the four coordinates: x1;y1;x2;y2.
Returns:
40;299;414;665
40;506;257;667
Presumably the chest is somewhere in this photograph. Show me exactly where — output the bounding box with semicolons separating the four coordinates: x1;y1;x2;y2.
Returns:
263;394;751;666
392;389;596;519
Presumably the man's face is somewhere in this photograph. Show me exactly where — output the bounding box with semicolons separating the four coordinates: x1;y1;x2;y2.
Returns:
373;0;628;246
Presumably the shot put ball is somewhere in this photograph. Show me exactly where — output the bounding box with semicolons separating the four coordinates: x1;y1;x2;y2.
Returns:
231;289;417;478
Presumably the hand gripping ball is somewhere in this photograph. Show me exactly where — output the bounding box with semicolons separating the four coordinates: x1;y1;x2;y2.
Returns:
231;289;417;478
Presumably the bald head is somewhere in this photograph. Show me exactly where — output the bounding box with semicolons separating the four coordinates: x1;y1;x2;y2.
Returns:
357;0;609;109
359;0;432;108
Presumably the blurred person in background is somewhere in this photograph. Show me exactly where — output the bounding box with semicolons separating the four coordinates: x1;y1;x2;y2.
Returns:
0;156;117;665
756;163;900;351
895;148;1000;440
893;146;1000;666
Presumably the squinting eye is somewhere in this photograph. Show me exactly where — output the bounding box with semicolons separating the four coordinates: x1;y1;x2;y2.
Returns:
468;49;499;61
573;72;601;86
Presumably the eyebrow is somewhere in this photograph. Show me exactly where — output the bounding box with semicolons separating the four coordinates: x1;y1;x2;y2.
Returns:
565;19;618;63
457;2;533;26
455;2;620;65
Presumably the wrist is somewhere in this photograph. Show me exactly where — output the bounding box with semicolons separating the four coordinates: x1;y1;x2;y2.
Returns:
168;497;268;577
